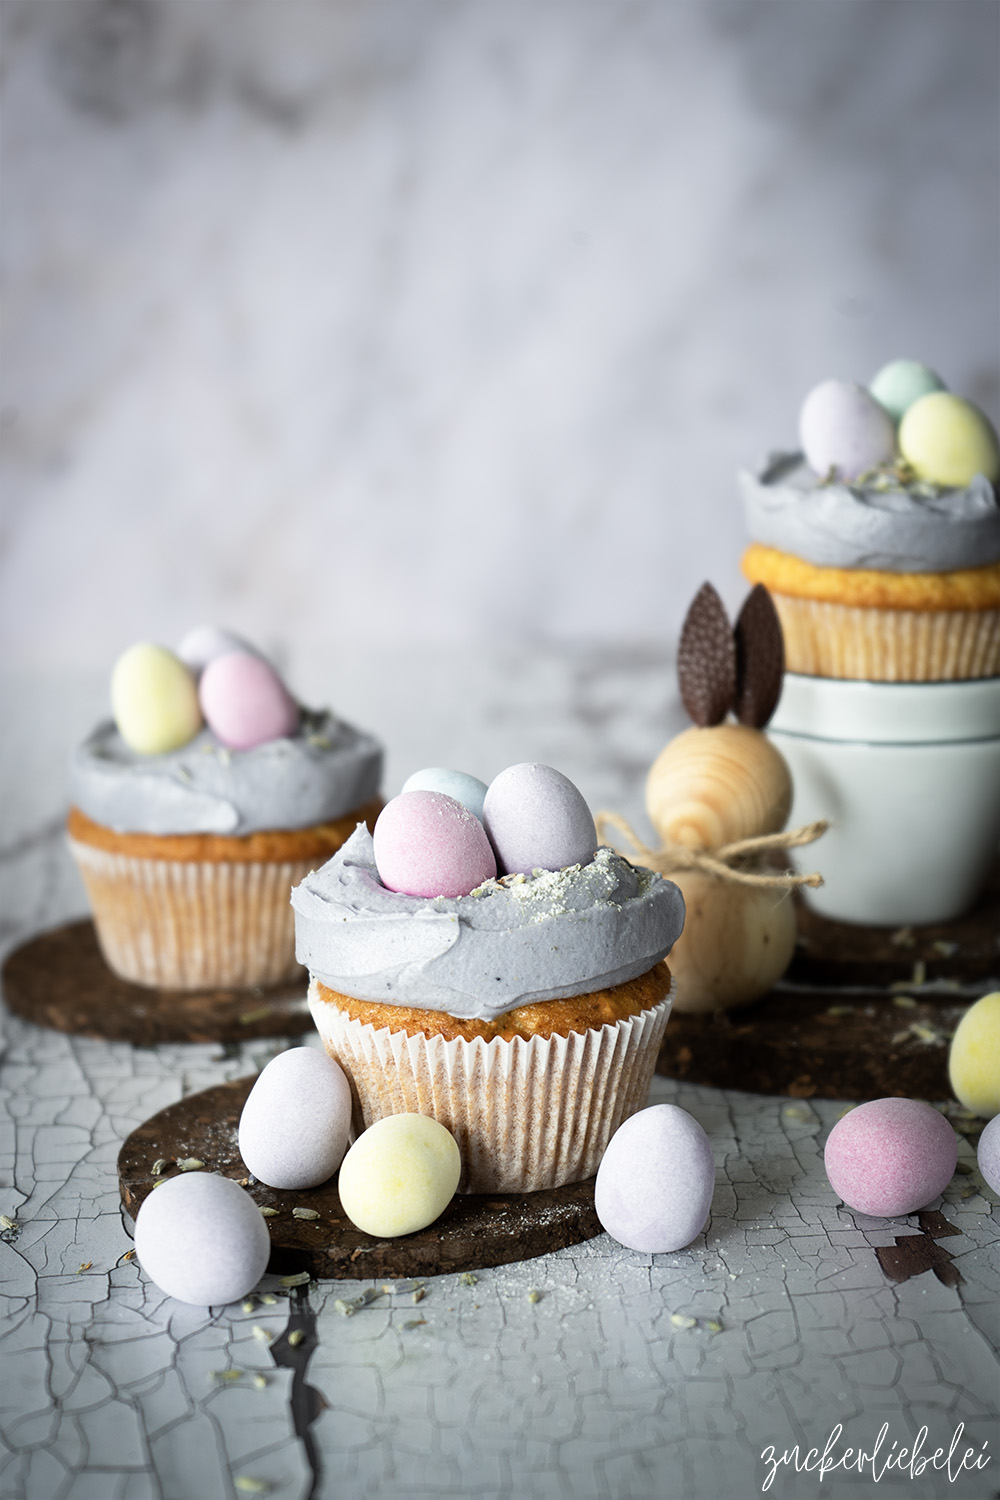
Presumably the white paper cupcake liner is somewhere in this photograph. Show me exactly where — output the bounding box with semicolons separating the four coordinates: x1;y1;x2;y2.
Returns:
69;839;314;989
308;977;675;1193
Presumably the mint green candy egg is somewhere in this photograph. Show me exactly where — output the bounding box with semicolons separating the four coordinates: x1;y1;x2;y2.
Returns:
899;391;1000;486
111;642;203;755
337;1113;461;1237
869;359;946;423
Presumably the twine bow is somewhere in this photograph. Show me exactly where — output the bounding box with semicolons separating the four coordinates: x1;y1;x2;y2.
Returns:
595;811;829;890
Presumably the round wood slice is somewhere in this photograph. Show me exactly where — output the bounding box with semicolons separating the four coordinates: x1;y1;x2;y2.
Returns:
118;1077;603;1279
657;861;1000;1101
2;920;312;1044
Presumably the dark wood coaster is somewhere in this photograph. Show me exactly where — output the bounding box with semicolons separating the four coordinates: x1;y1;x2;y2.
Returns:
657;861;1000;1101
118;1077;603;1279
2;920;312;1044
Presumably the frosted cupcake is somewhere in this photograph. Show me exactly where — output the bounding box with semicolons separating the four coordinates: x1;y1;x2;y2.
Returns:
740;362;1000;681
293;764;685;1193
68;629;382;990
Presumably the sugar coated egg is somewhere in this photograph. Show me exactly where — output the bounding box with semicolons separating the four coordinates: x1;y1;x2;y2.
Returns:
177;624;259;676
337;1113;461;1237
869;359;946;423
238;1047;352;1190
111;643;203;755
899;391;1000;486
483;763;598;876
594;1104;715;1253
133;1172;271;1306
948;991;1000;1118
824;1098;957;1217
799;379;896;480
374;790;496;898
977;1114;1000;1196
401;767;489;823
199;650;299;750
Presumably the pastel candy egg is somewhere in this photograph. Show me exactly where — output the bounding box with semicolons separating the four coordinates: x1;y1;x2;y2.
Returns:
799;379;896;480
948;991;1000;1118
337;1113;461;1237
199;650;299;750
869;358;946;423
899;391;1000;486
133;1172;271;1307
373;790;496;898
595;1104;715;1253
483;763;598;876
401;767;489;824
111;642;203;755
977;1114;1000;1196
238;1047;352;1190
177;624;259;676
824;1098;957;1217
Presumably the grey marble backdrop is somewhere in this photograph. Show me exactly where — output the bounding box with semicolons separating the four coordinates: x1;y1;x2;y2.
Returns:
2;0;998;670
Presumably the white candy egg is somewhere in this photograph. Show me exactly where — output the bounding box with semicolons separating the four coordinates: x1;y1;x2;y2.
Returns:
177;625;260;676
239;1047;353;1190
595;1104;715;1253
133;1172;272;1307
799;379;896;480
483;763;598;876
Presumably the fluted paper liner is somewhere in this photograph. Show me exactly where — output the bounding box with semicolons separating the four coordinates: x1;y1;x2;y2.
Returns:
769;594;1000;681
69;839;312;989
308;977;675;1193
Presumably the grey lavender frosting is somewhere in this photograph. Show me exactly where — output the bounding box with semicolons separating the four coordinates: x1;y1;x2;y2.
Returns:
292;825;685;1022
740;452;1000;573
70;710;382;836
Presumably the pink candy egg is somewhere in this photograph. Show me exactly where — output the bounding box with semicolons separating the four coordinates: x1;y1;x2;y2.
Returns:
374;791;497;898
199;651;299;750
824;1097;957;1217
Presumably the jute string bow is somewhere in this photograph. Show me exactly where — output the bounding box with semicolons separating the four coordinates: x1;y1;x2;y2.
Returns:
594;812;830;890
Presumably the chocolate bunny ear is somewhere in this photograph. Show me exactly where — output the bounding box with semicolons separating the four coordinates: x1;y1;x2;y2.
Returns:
734;584;785;728
677;582;736;726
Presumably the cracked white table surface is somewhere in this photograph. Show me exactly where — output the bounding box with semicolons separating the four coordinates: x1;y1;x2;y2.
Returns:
2;652;998;1500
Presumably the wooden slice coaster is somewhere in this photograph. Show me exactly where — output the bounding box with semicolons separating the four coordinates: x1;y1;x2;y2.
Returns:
2;920;312;1044
118;1077;603;1279
657;862;999;1101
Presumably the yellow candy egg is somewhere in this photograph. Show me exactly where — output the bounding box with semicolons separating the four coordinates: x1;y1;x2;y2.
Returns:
111;642;203;755
337;1113;461;1237
948;991;1000;1118
899;391;1000;486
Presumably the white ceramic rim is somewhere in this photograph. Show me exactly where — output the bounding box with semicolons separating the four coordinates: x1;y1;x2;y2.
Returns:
770;671;1000;745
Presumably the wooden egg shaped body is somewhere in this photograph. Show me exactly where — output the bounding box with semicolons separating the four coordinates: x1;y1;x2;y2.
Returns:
646;723;792;851
667;869;797;1013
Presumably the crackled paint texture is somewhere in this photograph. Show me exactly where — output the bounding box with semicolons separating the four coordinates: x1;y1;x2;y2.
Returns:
2;653;999;1500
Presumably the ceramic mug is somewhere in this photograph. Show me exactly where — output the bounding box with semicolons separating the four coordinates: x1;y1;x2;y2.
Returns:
768;674;1000;926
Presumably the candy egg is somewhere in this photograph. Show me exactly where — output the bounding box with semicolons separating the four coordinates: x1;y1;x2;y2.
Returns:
177;624;259;676
374;790;496;898
595;1104;715;1253
483;763;598;876
977;1114;1000;1196
337;1113;461;1237
899;391;1000;486
111;642;203;755
199;650;299;750
823;1098;957;1217
133;1172;271;1306
238;1047;352;1190
799;379;896;480
401;767;489;824
869;358;946;423
948;991;1000;1118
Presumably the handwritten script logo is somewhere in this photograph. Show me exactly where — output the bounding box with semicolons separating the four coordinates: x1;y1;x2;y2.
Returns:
760;1423;990;1491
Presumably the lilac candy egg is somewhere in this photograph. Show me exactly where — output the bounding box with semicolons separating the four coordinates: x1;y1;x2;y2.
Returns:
199;650;299;750
799;379;896;480
401;767;489;823
595;1104;715;1253
238;1047;352;1190
133;1172;271;1307
977;1114;1000;1196
177;625;259;677
374;790;497;898
824;1097;957;1217
483;763;598;876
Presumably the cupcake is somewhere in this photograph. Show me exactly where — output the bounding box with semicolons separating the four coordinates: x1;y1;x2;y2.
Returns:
68;629;382;990
293;763;685;1193
740;361;1000;681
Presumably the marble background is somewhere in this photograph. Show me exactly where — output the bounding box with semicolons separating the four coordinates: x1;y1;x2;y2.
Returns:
2;0;999;674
